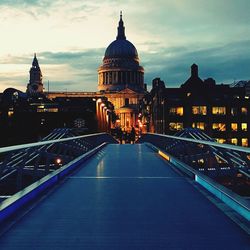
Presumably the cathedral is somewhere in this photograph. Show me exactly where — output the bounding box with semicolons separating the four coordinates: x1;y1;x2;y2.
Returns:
44;12;147;132
1;12;250;147
97;12;147;130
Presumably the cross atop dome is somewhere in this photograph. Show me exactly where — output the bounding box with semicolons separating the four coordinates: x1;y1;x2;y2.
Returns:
117;11;126;40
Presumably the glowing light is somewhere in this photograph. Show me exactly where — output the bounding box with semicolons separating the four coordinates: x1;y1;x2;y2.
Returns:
55;158;62;164
158;150;170;161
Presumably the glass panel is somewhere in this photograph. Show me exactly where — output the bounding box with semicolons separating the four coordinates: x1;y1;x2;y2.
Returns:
169;107;183;116
231;123;238;131
192;122;205;130
212;107;226;115
241;107;247;115
242;138;248;147
231;138;238;145
242;123;247;131
212;123;226;131
192;106;207;115
169;122;183;131
216;138;226;144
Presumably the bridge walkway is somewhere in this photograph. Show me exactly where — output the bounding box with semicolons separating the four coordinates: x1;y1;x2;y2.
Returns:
0;144;249;249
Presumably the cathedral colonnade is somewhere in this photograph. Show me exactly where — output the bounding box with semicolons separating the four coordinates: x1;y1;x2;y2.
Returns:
98;71;144;88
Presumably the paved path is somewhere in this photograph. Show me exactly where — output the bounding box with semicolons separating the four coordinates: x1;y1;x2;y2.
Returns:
0;144;249;249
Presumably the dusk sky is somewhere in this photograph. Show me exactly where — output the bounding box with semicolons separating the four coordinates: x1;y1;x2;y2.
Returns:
0;0;250;92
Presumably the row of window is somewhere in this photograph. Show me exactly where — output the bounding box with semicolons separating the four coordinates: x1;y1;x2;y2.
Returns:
37;108;58;113
100;71;143;85
186;93;250;100
216;138;248;147
168;123;248;146
169;106;248;116
212;123;247;131
169;122;247;131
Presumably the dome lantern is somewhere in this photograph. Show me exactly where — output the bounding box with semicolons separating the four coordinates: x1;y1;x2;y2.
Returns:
116;11;126;40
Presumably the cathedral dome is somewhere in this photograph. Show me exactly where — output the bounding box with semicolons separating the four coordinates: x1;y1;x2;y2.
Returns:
98;12;144;92
104;39;138;59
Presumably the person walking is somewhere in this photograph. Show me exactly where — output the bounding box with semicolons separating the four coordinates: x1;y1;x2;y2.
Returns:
130;127;136;144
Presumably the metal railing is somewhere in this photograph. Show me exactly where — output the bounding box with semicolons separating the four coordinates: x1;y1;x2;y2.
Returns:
139;132;250;181
139;132;250;221
0;130;117;198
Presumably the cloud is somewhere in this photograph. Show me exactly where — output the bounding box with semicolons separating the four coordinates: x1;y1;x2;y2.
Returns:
1;39;250;93
142;40;250;87
0;1;250;92
0;49;105;92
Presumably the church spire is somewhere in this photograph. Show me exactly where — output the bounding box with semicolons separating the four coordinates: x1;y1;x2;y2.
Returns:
32;53;39;68
191;63;199;78
116;11;126;40
27;53;43;95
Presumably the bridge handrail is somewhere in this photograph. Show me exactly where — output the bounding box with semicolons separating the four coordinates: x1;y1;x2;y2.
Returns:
0;142;107;223
145;142;250;221
146;132;250;154
0;132;108;154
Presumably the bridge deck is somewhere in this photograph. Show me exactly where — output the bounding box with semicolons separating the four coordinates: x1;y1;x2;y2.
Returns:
0;144;249;249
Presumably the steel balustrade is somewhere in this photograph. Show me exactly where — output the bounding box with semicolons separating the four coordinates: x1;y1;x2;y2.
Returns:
138;131;250;220
138;131;250;178
0;129;117;196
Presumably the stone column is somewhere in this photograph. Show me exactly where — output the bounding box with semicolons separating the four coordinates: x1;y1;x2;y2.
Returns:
104;72;107;84
125;71;128;85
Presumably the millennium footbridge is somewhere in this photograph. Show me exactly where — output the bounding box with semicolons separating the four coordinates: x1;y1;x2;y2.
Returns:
0;129;249;249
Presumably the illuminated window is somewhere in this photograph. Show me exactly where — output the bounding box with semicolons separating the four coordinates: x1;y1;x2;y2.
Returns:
231;138;238;145
169;122;183;131
231;107;237;116
192;122;205;130
169;107;183;116
242;138;248;147
212;107;226;115
37;108;58;113
216;138;226;144
231;123;238;131
198;159;204;163
8;109;14;117
241;123;247;131
241;107;247;115
212;123;226;131
192;106;207;115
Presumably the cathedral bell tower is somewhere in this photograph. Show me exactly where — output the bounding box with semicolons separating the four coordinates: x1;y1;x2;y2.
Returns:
26;53;44;95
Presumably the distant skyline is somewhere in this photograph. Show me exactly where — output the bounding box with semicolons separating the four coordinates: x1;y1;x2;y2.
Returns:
0;0;250;92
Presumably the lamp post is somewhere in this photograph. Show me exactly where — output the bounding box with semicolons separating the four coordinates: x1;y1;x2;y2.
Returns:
100;103;105;132
96;98;102;132
162;99;165;134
